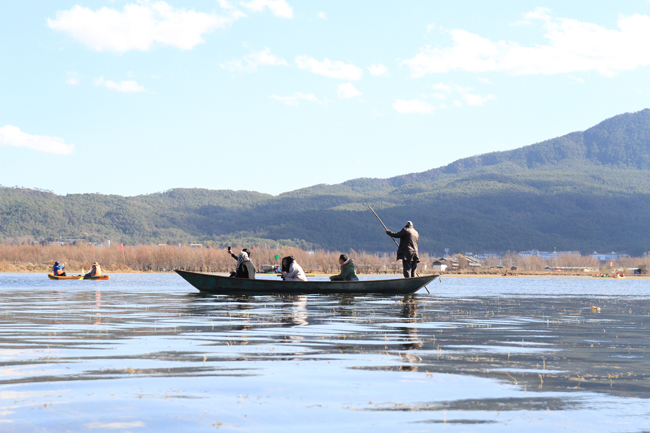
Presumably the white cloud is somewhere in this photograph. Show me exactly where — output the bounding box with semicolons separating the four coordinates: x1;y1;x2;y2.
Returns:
431;83;495;106
367;63;388;76
338;83;362;99
568;75;585;84
0;125;75;155
427;23;436;33
318;12;327;20
240;0;292;19
221;48;288;72
403;8;650;77
65;72;81;85
460;92;495;106
393;99;434;114
295;56;363;80
478;77;492;84
432;83;452;93
94;77;146;92
47;1;242;52
218;0;237;10
269;92;322;106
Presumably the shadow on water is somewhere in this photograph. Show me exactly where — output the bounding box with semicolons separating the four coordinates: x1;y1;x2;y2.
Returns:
1;273;650;432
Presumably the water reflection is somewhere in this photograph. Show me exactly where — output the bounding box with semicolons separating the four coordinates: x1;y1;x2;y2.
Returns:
0;274;649;432
399;296;423;354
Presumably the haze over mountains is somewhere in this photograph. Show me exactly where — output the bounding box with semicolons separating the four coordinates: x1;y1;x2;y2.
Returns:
3;109;650;255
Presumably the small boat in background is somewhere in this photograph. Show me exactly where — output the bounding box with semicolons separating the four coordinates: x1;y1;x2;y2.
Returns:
48;274;110;281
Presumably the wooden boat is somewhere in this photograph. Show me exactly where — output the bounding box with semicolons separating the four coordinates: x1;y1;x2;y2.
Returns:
175;270;437;295
48;274;110;280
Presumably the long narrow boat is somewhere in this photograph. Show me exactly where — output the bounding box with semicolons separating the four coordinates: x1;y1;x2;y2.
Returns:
175;270;437;295
48;274;110;280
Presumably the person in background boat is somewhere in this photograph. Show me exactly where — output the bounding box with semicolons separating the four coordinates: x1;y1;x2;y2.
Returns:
229;251;256;279
281;256;308;281
386;221;420;278
52;261;66;277
329;254;359;281
85;262;101;278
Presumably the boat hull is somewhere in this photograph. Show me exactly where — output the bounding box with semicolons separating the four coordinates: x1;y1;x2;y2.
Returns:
175;270;437;295
47;274;110;280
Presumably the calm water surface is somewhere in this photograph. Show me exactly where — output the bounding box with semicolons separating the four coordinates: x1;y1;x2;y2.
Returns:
1;273;649;432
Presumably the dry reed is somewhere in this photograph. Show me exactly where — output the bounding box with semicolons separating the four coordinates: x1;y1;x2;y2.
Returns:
0;243;647;274
0;244;429;274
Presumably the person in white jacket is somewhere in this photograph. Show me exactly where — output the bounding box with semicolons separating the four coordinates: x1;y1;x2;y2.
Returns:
281;256;308;281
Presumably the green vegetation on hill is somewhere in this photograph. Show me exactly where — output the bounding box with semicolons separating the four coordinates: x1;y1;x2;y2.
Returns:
2;109;650;254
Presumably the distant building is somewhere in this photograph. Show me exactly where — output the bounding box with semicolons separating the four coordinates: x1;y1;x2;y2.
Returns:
431;260;448;272
467;256;482;268
519;250;581;259
546;266;598;272
589;251;620;261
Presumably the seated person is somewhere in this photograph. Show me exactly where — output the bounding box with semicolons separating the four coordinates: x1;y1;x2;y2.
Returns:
231;251;256;279
52;261;66;277
281;256;307;281
329;254;359;281
85;262;101;277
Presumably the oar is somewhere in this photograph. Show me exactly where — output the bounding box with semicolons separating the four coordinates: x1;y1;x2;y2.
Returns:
367;205;430;294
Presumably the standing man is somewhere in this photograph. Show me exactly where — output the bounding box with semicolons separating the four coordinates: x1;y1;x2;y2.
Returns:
386;221;420;278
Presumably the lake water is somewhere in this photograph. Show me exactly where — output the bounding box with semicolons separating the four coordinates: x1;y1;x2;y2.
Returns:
1;273;649;432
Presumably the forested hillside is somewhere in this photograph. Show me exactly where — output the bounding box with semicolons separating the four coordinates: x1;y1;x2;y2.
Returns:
3;109;650;255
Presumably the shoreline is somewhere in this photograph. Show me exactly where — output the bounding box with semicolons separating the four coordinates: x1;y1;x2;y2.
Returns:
4;270;649;279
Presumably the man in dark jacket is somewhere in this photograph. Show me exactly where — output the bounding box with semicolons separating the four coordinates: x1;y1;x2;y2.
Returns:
386;221;419;278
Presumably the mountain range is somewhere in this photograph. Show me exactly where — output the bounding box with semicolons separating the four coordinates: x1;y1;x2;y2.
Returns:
3;109;650;255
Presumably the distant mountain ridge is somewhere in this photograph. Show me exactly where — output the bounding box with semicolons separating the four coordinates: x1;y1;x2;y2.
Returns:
2;109;650;254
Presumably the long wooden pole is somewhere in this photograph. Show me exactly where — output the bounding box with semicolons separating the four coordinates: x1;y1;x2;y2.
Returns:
367;205;430;294
368;206;399;247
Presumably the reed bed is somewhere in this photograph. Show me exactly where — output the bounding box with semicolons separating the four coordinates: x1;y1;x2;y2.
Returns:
0;244;430;274
0;243;647;274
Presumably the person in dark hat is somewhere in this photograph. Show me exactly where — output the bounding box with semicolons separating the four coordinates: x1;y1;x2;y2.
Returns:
386;221;420;278
329;254;359;281
52;261;66;277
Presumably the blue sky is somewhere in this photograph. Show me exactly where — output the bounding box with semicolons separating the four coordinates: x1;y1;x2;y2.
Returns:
2;0;650;196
